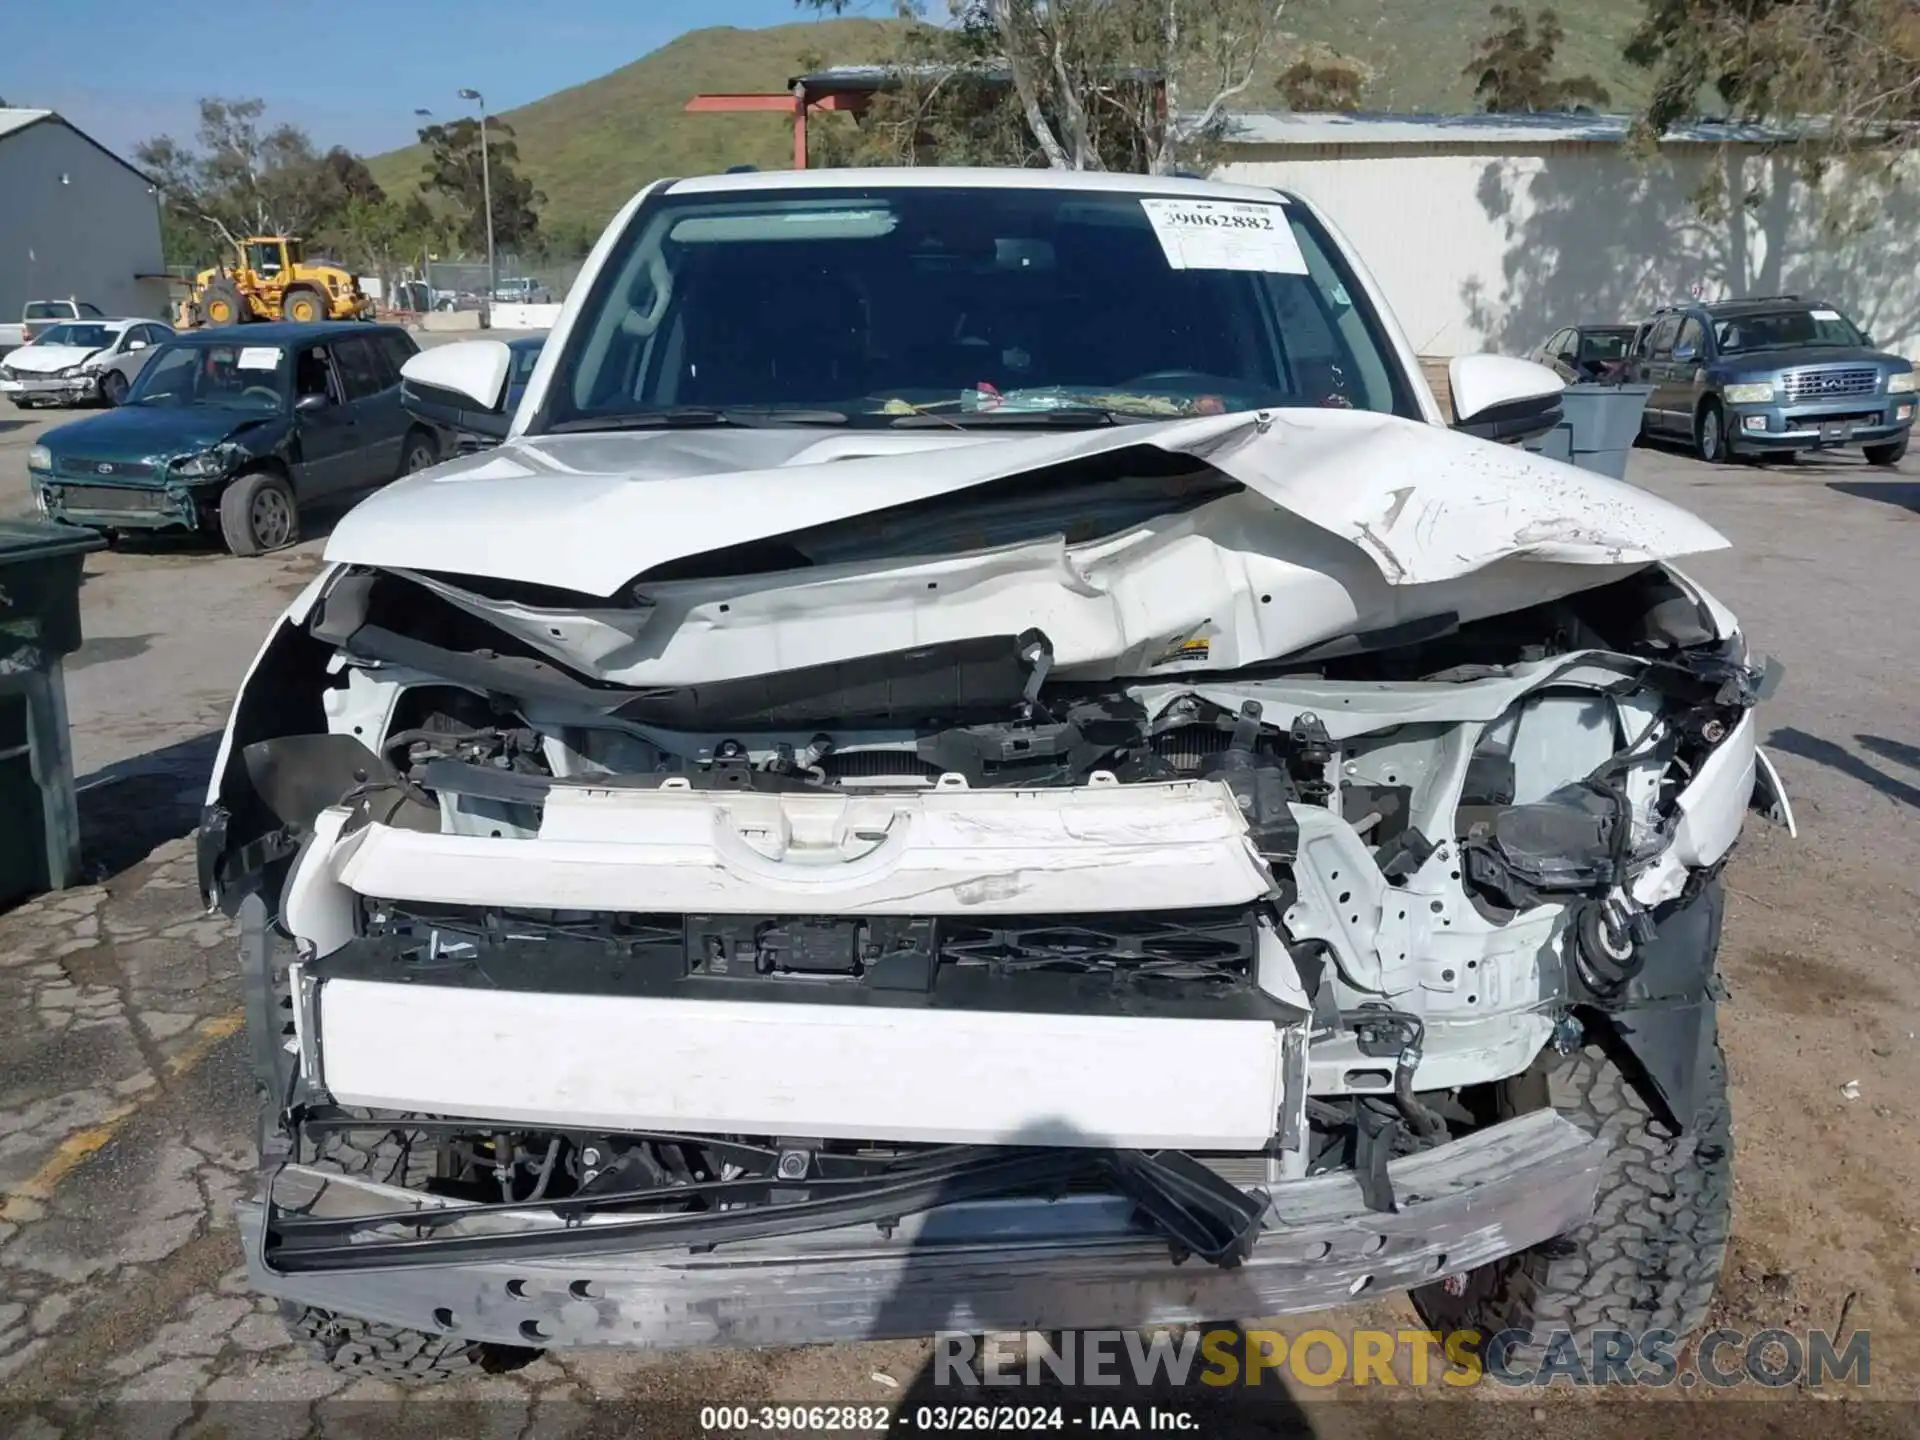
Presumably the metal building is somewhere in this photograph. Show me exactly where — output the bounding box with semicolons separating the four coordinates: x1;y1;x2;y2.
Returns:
0;109;169;324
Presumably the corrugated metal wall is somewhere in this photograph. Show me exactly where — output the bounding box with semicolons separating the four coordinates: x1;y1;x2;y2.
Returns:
0;121;168;323
1220;141;1920;362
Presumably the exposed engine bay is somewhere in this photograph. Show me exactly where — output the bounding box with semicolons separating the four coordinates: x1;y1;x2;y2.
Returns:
199;410;1790;1282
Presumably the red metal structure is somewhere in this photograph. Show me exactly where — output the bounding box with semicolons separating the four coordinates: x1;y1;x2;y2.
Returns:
684;70;889;170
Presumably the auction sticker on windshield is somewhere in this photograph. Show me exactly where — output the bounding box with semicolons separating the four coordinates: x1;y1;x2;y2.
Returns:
1139;199;1308;274
237;347;283;370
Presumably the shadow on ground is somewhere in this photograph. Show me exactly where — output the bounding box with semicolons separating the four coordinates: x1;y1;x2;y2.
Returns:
1827;480;1920;514
1768;726;1920;811
76;730;220;880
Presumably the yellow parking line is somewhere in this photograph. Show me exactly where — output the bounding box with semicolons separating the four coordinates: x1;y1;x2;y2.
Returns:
0;1008;245;1221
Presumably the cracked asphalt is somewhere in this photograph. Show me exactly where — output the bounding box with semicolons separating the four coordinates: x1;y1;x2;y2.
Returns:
0;426;1916;1438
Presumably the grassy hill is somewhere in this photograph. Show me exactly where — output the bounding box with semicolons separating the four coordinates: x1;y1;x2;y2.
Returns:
369;4;1647;237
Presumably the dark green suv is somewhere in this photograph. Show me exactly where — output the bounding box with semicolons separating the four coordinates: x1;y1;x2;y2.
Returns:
26;322;446;554
1627;297;1914;465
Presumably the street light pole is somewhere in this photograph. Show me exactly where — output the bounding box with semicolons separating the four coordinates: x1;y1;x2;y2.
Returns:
458;88;496;314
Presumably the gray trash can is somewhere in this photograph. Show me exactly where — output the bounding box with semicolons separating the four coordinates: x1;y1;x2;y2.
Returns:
1525;384;1653;481
0;520;106;907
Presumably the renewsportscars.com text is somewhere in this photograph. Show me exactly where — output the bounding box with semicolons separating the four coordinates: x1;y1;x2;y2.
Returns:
934;1326;1870;1390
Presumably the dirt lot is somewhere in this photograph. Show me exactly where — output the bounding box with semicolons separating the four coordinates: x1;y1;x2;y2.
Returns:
0;417;1916;1437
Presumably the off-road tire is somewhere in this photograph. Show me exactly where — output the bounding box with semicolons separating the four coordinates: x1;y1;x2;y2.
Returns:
1694;400;1732;464
218;470;300;556
202;281;247;327
1864;433;1910;467
1411;1039;1733;1370
275;1123;540;1384
283;287;330;324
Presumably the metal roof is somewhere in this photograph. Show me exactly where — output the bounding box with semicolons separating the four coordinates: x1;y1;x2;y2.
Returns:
1222;110;1817;147
790;62;1163;91
0;107;57;140
0;107;157;186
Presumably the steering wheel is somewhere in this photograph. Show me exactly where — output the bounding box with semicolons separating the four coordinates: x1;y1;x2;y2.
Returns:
241;386;282;406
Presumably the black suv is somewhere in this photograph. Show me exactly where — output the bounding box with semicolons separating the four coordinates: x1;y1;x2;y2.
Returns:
1627;296;1914;465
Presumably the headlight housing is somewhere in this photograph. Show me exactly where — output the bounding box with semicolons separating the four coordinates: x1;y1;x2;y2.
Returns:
170;451;227;479
27;444;52;472
1887;370;1916;395
1722;382;1775;404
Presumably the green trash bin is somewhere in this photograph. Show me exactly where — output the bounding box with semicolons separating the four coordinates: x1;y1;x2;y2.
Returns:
0;519;107;908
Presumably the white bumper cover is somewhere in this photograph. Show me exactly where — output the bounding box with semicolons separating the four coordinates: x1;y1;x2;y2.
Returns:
312;980;1294;1148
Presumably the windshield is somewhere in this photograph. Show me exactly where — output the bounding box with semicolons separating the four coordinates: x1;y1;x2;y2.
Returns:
1715;308;1867;353
1578;329;1634;361
34;324;116;349
538;185;1414;431
126;342;289;411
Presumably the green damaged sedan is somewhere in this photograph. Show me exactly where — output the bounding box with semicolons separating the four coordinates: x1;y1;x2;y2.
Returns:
27;322;448;555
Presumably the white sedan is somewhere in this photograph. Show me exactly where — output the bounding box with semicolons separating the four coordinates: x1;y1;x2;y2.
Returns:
0;318;175;408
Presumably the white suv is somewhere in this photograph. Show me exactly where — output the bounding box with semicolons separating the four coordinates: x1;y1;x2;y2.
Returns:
199;168;1790;1384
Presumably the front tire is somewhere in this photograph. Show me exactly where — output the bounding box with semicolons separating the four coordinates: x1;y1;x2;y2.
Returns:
1694;400;1732;463
202;281;247;327
100;370;129;406
1864;433;1910;467
218;470;300;555
1411;1038;1733;1371
275;1123;540;1384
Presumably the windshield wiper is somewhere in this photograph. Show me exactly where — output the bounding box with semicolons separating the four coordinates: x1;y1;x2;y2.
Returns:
889;406;1137;429
547;406;848;433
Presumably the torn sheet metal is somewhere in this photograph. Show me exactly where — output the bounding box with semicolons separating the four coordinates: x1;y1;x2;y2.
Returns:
321;406;1728;599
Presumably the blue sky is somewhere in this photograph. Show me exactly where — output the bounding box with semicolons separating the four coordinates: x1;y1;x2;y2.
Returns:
0;0;821;160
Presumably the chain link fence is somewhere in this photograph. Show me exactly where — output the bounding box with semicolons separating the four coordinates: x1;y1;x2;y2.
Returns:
412;256;582;312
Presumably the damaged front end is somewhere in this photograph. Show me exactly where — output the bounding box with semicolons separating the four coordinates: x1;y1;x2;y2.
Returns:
201;409;1786;1350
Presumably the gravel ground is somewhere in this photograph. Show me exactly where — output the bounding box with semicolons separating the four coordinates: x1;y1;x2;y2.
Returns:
0;428;1914;1438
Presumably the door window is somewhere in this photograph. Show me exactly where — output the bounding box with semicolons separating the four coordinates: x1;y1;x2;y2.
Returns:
330;337;388;401
1676;318;1706;358
294;345;341;405
1646;316;1682;359
374;331;418;383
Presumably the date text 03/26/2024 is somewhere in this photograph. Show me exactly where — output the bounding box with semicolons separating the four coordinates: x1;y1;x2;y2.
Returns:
699;1405;1195;1432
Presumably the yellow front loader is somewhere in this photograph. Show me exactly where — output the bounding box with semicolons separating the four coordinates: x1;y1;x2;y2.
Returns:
188;236;374;327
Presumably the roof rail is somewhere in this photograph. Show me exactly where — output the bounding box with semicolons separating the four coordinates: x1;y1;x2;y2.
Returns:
1717;293;1801;304
724;163;758;173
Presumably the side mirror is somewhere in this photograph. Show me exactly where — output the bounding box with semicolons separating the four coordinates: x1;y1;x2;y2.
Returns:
1672;344;1698;363
400;338;514;440
127;338;148;351
1448;354;1565;442
294;392;332;413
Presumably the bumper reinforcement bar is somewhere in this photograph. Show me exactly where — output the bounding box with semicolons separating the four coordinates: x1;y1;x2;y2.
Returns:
265;1144;1270;1273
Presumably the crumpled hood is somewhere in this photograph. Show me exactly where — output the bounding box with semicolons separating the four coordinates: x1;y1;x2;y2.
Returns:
326;406;1727;597
6;344;104;374
43;404;271;461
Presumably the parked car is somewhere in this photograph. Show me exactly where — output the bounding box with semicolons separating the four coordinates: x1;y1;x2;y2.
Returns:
0;318;175;408
493;276;554;304
201;168;1786;1385
26;322;443;555
1526;323;1638;384
1627;296;1915;464
2;298;107;355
